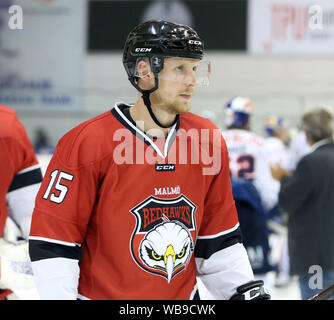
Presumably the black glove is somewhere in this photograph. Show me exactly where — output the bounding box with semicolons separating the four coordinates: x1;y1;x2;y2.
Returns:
230;280;271;300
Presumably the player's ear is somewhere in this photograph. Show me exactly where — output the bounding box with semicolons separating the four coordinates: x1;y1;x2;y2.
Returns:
136;59;155;91
137;60;152;81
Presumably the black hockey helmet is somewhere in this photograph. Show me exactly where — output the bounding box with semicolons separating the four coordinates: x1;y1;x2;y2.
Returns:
123;20;204;86
122;20;205;128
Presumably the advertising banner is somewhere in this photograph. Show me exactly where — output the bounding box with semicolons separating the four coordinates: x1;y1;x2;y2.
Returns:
0;0;87;110
248;0;334;54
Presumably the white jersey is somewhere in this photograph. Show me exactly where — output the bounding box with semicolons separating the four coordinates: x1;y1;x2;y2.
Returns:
264;137;289;168
264;136;290;199
287;131;311;171
222;129;277;212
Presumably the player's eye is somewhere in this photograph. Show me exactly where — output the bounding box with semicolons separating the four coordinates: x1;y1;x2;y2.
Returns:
176;65;184;72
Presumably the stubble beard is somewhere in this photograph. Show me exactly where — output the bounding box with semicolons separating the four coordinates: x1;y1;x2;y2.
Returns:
150;90;192;116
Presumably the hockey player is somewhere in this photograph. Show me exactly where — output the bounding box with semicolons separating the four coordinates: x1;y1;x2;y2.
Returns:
263;115;289;220
0;105;43;299
263;116;291;287
222;97;278;213
222;97;277;275
29;20;270;300
263;116;289;169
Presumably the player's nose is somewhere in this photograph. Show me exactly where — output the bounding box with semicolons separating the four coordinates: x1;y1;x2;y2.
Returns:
184;70;197;87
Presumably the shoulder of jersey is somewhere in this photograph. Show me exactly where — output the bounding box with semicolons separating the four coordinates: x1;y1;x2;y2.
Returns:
0;105;18;138
265;136;284;147
251;132;265;147
56;110;121;167
223;129;265;146
181;112;218;130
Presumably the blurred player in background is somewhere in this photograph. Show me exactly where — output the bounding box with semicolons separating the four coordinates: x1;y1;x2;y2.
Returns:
222;97;278;277
263;115;290;219
263;115;291;287
222;97;278;213
263;116;289;168
0;105;42;299
29;20;270;300
263;115;290;220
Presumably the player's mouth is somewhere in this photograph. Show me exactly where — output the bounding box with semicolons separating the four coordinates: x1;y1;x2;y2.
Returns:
179;93;193;100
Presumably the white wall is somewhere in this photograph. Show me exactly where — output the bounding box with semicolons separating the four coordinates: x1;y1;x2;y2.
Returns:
17;52;334;146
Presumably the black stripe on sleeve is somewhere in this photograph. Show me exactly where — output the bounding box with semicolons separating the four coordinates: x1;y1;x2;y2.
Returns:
29;239;83;262
8;167;43;192
194;226;243;259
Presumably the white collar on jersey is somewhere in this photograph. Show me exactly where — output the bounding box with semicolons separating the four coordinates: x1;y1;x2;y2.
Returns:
114;103;177;159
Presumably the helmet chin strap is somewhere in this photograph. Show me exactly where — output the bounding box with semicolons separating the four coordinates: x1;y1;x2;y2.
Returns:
132;72;179;129
141;90;179;129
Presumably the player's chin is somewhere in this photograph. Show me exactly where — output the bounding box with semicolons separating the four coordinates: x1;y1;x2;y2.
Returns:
176;104;191;114
176;99;192;114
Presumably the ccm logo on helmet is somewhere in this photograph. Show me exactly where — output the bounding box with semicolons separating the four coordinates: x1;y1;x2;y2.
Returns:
135;48;152;52
188;40;202;45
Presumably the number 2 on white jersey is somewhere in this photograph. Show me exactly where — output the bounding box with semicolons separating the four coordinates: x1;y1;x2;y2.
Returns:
42;169;74;203
230;154;255;180
237;154;255;180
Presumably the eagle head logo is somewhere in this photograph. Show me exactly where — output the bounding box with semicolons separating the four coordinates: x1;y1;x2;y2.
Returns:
140;217;194;283
130;195;197;283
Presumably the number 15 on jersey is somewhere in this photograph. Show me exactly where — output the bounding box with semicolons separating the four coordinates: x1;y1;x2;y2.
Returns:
42;169;74;204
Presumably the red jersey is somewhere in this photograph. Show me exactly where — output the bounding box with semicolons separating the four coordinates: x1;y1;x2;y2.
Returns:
0;105;42;237
29;103;251;300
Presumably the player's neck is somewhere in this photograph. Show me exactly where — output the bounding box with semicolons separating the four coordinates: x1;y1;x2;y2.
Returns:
131;98;177;138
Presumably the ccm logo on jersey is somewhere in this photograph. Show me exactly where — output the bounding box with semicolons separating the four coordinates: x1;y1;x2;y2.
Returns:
135;47;152;52
188;40;202;45
155;164;175;172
